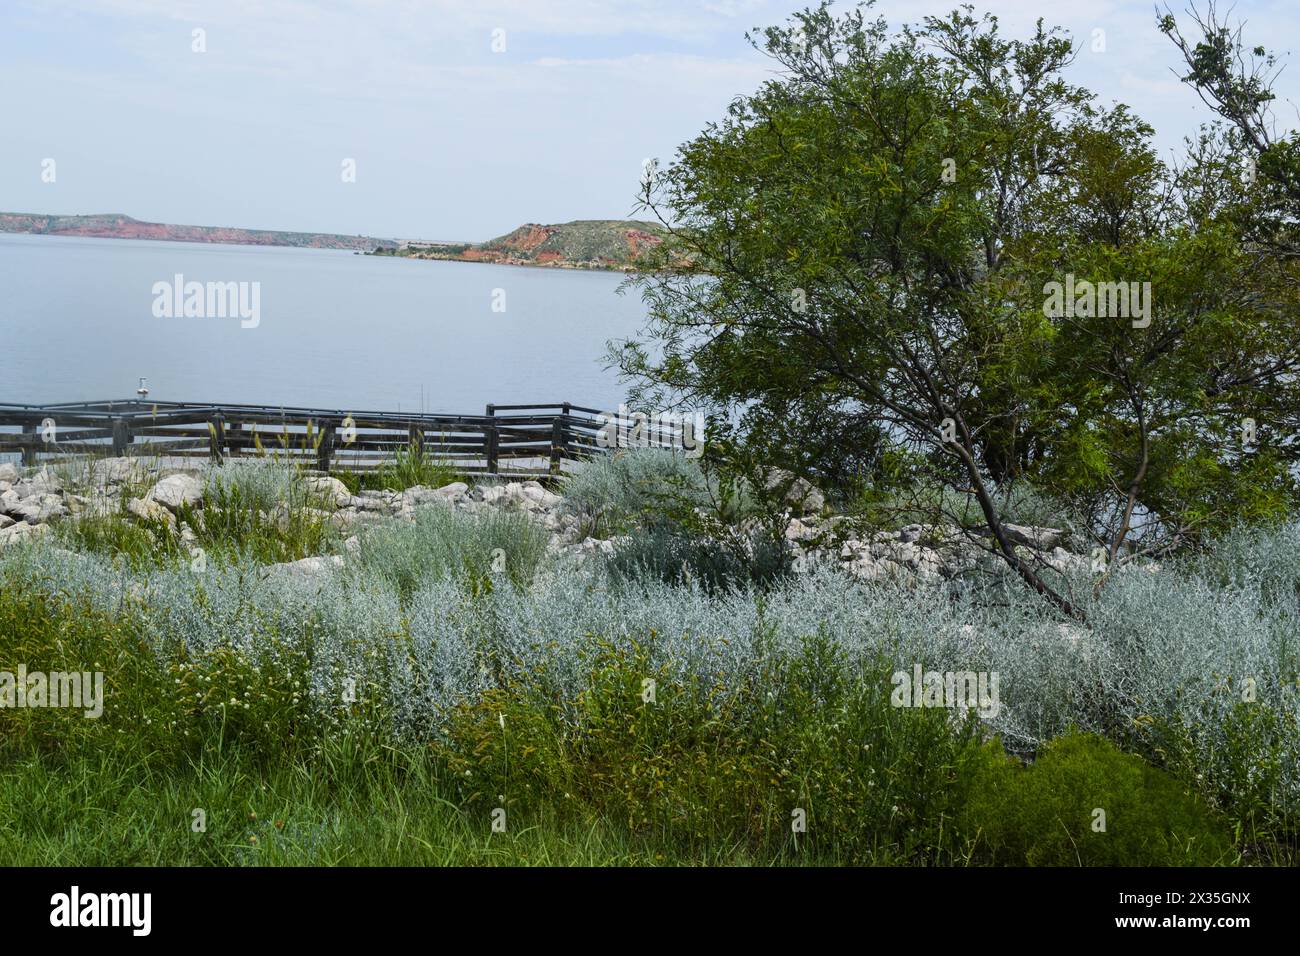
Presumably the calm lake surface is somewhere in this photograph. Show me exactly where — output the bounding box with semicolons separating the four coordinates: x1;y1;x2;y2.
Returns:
0;233;649;413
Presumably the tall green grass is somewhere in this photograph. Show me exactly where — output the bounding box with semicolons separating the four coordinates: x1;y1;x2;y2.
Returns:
338;444;460;494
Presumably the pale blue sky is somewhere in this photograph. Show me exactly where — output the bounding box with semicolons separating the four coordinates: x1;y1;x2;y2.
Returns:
2;0;1297;241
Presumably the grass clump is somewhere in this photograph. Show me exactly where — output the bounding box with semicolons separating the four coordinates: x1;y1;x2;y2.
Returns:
194;463;338;564
54;507;182;570
388;636;998;862
350;504;548;602
336;445;459;494
559;448;712;538
52;461;340;569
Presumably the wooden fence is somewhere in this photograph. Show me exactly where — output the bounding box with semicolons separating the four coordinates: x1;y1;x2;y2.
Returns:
0;399;692;477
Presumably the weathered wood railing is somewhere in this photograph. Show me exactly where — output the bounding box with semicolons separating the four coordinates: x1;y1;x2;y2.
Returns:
0;399;690;477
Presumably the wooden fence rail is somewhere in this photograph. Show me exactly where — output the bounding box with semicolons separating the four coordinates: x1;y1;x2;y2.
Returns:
0;399;694;477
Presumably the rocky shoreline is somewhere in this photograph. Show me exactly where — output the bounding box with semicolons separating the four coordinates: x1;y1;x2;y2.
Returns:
0;459;1110;586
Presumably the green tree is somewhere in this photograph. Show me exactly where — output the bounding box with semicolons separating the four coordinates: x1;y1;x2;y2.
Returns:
616;2;1299;619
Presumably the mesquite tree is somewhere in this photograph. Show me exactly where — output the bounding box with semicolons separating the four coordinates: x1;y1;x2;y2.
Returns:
616;2;1300;620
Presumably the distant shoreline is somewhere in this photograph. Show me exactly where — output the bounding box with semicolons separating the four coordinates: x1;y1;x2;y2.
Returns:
0;211;396;253
1;212;667;271
369;248;641;272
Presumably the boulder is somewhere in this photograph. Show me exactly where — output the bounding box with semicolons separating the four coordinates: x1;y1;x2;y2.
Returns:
128;496;177;530
147;474;204;511
520;482;561;509
88;457;147;489
399;483;466;509
0;489;21;516
0;521;49;548
479;485;508;505
0;463;19;483
1001;523;1064;551
13;468;63;498
331;508;365;530
844;554;891;581
304;475;352;509
898;524;924;545
75;494;121;520
9;494;66;524
1043;546;1088;575
351;491;400;514
264;554;344;583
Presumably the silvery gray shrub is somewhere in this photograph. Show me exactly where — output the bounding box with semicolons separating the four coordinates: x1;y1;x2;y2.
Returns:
3;513;1296;810
558;447;713;534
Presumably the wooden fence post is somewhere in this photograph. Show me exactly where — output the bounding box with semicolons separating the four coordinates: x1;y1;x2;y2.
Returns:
318;423;335;473
484;404;498;475
111;418;131;458
550;415;564;476
20;423;35;466
208;414;224;463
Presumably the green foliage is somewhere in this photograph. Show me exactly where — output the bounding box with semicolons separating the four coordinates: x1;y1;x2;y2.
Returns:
616;1;1300;614
559;448;716;538
0;538;1288;865
54;508;182;570
962;732;1236;865
350;504;548;603
442;638;990;862
606;526;793;595
0;584;385;766
194;465;339;564
51;462;339;568
1147;697;1300;864
345;444;459;493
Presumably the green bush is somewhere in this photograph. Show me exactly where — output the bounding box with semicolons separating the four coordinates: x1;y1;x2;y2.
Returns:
1147;699;1300;864
0;583;387;766
559;448;714;538
441;637;991;863
606;526;793;595
191;480;338;566
351;504;548;602
962;732;1236;865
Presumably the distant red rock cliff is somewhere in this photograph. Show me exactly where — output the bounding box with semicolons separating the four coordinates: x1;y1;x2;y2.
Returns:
0;212;397;252
389;220;667;270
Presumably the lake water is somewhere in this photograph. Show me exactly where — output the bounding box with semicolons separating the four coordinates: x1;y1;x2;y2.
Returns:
0;233;649;413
